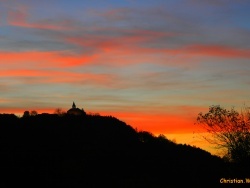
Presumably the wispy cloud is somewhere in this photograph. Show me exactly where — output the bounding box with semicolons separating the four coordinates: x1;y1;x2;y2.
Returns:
181;45;250;59
0;69;116;86
7;6;74;31
0;51;98;68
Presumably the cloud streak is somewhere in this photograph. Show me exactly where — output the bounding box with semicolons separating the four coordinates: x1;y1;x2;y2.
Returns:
0;51;98;68
0;69;115;86
7;6;73;31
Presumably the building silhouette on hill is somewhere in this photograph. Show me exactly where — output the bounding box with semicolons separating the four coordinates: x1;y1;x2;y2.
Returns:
67;102;86;116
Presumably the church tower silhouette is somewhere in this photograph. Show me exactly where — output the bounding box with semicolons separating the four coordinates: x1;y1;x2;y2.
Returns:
67;102;86;116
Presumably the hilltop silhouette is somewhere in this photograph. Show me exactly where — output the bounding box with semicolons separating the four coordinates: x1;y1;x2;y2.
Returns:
0;107;245;187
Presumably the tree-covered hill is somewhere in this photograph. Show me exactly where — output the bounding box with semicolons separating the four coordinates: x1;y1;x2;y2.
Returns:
0;113;233;187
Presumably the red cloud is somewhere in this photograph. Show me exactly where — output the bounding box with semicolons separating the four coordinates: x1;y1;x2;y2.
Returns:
0;51;97;67
183;44;250;59
0;68;115;86
65;29;174;53
66;33;250;61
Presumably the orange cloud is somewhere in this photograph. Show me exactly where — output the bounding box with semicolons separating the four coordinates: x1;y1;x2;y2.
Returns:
66;32;250;64
0;69;114;85
0;51;97;67
183;44;250;59
65;29;173;53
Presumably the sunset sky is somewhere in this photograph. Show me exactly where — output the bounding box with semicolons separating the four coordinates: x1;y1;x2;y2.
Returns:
1;0;250;154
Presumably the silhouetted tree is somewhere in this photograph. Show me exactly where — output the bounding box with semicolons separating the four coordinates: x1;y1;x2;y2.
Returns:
23;111;30;117
30;110;38;116
197;105;250;164
138;131;155;143
54;108;66;116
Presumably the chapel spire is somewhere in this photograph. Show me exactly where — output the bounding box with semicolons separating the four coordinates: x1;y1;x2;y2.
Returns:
72;101;76;109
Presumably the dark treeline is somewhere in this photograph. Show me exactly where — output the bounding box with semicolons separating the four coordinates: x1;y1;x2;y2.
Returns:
0;113;245;187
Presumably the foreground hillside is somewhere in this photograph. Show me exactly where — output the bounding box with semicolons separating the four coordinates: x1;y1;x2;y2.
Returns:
0;114;234;187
